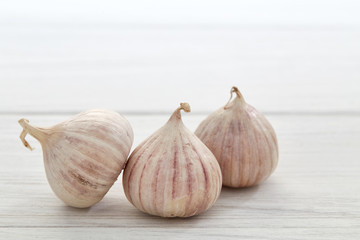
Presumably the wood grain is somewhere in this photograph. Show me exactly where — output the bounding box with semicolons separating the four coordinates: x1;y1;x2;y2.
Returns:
1;114;359;239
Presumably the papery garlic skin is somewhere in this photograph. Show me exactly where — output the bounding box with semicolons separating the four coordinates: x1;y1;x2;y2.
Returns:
123;103;222;218
195;87;278;188
19;109;133;208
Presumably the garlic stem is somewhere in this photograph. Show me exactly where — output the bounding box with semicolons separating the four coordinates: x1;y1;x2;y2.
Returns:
173;102;191;119
231;86;243;99
224;86;245;109
18;118;47;150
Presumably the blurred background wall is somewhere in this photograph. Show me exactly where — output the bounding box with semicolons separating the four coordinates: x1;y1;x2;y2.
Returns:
1;0;359;113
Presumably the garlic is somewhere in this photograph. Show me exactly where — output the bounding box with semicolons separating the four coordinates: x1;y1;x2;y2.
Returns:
195;87;279;188
19;109;133;208
122;103;222;218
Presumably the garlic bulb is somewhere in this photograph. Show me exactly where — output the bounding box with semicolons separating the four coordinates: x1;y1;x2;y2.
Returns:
195;87;278;188
122;103;222;218
19;109;133;208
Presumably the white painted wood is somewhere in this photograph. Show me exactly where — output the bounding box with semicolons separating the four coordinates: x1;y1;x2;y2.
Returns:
1;114;359;239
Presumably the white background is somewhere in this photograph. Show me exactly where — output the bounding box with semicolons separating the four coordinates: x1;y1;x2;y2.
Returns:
1;0;359;113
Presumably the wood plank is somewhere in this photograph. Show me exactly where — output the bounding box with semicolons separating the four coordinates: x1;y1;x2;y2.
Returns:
1;114;359;239
1;227;359;240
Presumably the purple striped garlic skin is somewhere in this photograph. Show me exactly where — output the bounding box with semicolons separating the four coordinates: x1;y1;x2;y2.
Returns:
19;109;133;208
122;103;222;218
195;87;279;188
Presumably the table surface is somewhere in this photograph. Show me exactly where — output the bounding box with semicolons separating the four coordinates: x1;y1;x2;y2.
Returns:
1;1;360;239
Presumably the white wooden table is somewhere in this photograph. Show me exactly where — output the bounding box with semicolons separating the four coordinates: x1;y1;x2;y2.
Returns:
1;1;360;239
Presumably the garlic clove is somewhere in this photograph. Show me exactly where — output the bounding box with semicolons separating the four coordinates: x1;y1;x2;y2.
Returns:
19;109;134;208
195;87;279;188
122;103;222;218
